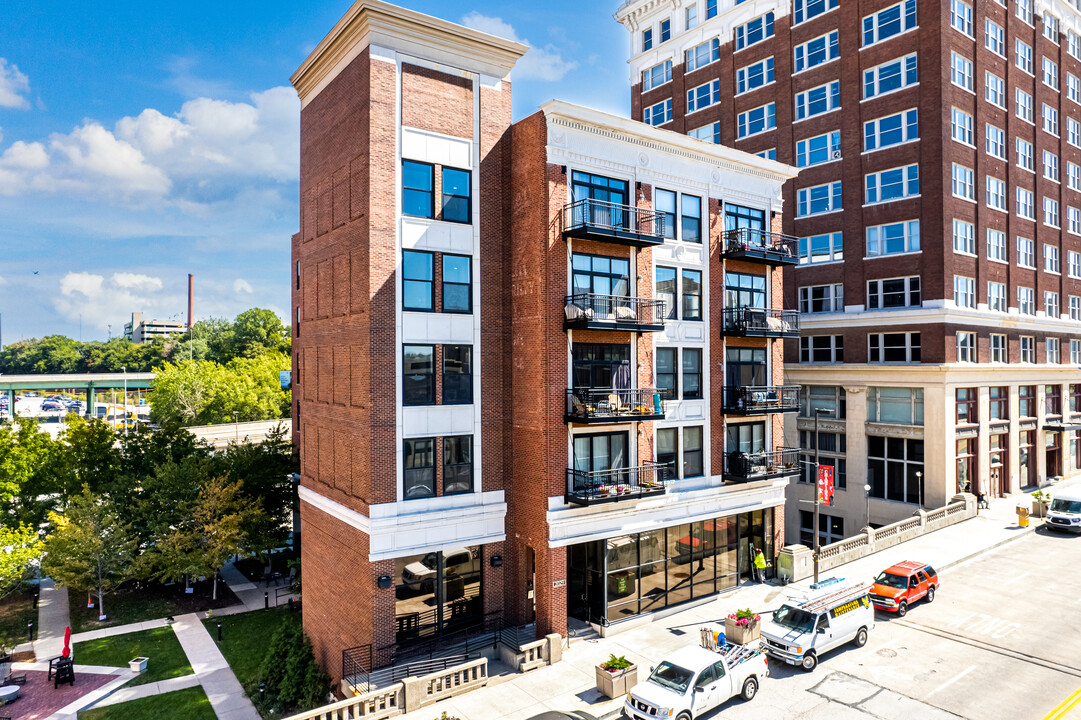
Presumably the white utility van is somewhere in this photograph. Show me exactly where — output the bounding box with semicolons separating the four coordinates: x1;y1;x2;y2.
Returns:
1046;487;1081;533
760;578;875;672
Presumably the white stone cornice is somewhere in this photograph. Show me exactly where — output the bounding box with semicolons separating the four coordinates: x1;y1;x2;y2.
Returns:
799;306;1081;335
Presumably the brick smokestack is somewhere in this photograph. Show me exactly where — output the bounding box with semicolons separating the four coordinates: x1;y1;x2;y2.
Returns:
187;274;194;328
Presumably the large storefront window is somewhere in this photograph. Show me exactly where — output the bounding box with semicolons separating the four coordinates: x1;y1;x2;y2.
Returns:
394;546;483;646
568;511;771;624
867;436;924;503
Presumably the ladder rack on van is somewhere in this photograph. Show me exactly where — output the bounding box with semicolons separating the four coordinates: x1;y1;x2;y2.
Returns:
788;580;871;615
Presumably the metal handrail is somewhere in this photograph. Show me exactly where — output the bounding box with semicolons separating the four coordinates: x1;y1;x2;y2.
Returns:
722;308;800;335
725;385;800;413
566;462;670;503
723;448;800;480
566;388;665;421
564;294;666;327
722;227;799;260
564;198;665;238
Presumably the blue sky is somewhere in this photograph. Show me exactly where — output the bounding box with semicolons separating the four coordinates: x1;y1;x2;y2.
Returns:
0;0;631;343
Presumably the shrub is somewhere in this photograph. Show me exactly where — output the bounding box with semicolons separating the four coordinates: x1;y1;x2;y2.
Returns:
258;622;330;713
600;653;632;671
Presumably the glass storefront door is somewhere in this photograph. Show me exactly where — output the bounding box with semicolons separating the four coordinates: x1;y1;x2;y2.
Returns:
394;546;483;646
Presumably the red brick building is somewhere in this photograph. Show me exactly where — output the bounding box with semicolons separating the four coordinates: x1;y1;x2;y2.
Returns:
291;0;797;684
616;0;1081;545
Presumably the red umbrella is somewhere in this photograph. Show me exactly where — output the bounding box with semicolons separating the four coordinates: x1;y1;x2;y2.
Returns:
62;626;71;658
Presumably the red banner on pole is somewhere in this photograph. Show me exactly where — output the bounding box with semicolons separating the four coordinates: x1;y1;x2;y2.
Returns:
817;465;834;505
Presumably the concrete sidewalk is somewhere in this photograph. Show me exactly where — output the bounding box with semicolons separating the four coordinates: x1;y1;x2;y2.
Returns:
219;558;297;614
31;578;70;660
171;612;262;720
395;486;1061;720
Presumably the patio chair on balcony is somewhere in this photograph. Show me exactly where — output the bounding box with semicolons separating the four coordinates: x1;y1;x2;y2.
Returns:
570;395;588;418
614;304;637;322
608;393;626;416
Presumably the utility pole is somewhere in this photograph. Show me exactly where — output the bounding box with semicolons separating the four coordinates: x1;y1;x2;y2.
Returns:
813;407;833;584
121;366;128;437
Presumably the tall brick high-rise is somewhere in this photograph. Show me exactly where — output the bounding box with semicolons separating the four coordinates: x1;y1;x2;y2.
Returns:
616;0;1081;546
292;0;798;686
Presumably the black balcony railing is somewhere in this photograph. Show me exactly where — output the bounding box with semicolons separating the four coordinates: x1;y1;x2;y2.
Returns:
722;308;800;338
565;462;670;506
725;385;800;415
566;388;666;423
564;294;666;332
723;448;801;482
721;228;799;265
563;199;666;247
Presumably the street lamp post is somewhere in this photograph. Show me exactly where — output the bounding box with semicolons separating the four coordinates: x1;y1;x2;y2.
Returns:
916;470;923;509
864;484;872;529
813;407;834;584
121;366;128;437
233;411;239;441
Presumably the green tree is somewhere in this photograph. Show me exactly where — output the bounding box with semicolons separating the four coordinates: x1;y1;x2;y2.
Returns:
0;418;59;528
53;415;123;498
195;317;236;364
259;622;330;713
194;475;262;600
0;523;43;599
151;353;290;426
42;487;137;619
231;308;288;359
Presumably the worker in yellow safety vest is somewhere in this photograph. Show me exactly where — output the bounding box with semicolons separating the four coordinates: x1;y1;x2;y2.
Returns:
752;547;768;583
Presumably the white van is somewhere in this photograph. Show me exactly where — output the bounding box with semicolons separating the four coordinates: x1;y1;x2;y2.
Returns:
761;578;875;672
1046;487;1081;533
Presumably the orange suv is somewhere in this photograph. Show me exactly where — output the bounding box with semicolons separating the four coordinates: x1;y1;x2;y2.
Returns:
869;561;939;617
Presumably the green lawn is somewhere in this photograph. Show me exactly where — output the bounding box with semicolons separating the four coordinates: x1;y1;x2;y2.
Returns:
78;686;216;720
0;589;36;651
73;626;192;687
70;579;240;633
204;607;300;717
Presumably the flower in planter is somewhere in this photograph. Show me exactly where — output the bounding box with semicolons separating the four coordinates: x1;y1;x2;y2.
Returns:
600;653;633;672
727;608;761;627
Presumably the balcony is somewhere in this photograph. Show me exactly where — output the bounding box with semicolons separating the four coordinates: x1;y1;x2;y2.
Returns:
724;385;799;415
563;199;665;248
721;228;799;266
721;308;799;338
565;463;670;506
564;294;666;332
723;448;800;483
566;388;666;424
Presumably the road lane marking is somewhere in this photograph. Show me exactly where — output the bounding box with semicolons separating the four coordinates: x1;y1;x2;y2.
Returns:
1045;685;1081;720
1001;571;1029;587
925;665;975;698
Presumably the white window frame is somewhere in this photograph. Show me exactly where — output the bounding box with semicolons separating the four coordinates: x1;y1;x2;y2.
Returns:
986;176;1006;211
987;229;1007;262
985;19;1005;55
867;276;921;309
1016;89;1034;123
687;80;720;113
795;80;840;120
988;281;1008;312
642;60;673;91
1044;197;1061;228
951;163;975;201
863;54;919;99
868;332;921;363
1020;336;1035;364
644;98;673;126
951;52;974;91
951;107;974;145
685;39;720;72
1016;187;1034;219
985;124;1006;159
863;0;917;47
794;31;839;73
1016;39;1033;73
799;232;844;265
953;275;976;308
1018;286;1036;316
990;333;1007;362
1018;236;1035;268
1017;138;1034;171
736;57;775;95
1045;244;1061;273
953;219;975;255
1069;250;1081;278
956;332;977;362
866;220;920;257
985;71;1006;107
866;164;919;204
1045;291;1061;318
1043;57;1059;89
798;283;844;313
797;181;843;217
951;0;973;36
737;103;776;138
864;108;919;151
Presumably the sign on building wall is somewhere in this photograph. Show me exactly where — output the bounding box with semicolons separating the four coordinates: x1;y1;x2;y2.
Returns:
280;370;291;390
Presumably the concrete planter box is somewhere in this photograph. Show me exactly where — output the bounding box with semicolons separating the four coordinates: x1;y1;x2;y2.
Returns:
1032;500;1049;518
725;617;761;645
595;663;637;698
129;657;148;673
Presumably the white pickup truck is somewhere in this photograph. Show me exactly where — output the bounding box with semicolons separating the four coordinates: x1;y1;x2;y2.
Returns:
624;644;768;720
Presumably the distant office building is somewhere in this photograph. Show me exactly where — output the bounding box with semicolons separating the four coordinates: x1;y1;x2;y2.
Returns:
124;312;184;343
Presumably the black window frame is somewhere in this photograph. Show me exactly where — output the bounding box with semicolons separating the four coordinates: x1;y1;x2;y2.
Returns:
725;272;766;309
442;253;472;313
681;194;702;244
656;347;678;398
683;426;704;478
681;269;702;321
657;427;678;477
656;266;678;319
403;344;435;406
443;345;473;405
443;435;473;495
682;348;703;399
724;203;767;232
441;166;472;224
404;437;436;499
572;252;631;297
573;342;631;390
655;189;677;239
403;250;435;312
403;160;435;219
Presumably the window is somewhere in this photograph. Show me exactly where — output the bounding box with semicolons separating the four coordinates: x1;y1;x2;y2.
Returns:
403;345;435;405
736;58;775;95
988;281;1007;311
687;80;720;112
737;103;776;138
441;167;471;223
865;164;920;203
1043;57;1059;89
686;39;720;72
443;345;472;404
953;219;975;254
1016;188;1034;219
990;334;1007;362
986;176;1006;211
866;220;920;257
572;343;630;390
573;252;630;298
443;254;472;313
757;148;777;160
1045;244;1061;273
867;436;924;503
863;1;917;46
956;331;977;362
1044;11;1060;42
644;99;673;126
799;283;844;313
1018;286;1036;315
707;0;717;19
800;511;845;546
683;427;704;478
868;276;921;309
403;250;434;311
864;54;918;99
660;18;671;43
989;386;1008;418
1069;118;1081;147
655;189;676;240
868;332;921;362
1069;74;1081;103
1073;341;1081;364
986;124;1006;159
1071;31;1081;60
795;31;839;73
796;131;841;167
656;347;677;397
799;232;844;264
1070;251;1081;278
797;181;842;216
403;160;434;218
1019;385;1036;417
642;60;673;90
1017;138;1034;171
1018;237;1035;267
725;271;766;309
685;5;698;29
735;13;775;50
682;269;702;320
642;28;653;51
689;122;720;144
1072;295;1081;320
951;108;973;145
403;438;435;499
1046;291;1061;318
865;108;918;151
951;164;974;201
794;0;838;25
1044;104;1059;135
1069;163;1081;191
985;19;1005;55
868;387;924;424
800;336;845;362
1016;39;1033;73
985;72;1006;107
683;349;702;399
799;432;846;490
1016;89;1034;122
657;428;677;476
443;436;473;494
987;229;1007;262
681;195;702;244
1045;198;1060;228
1017;0;1033;24
1021;337;1036;363
1048;384;1063;419
956;388;978;424
950;0;973;35
795;81;839;120
950;52;973;91
953;275;975;308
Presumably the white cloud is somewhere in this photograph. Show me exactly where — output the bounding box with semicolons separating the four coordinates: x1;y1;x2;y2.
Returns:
460;13;577;82
0;59;30;110
0;141;48;170
233;278;253;294
0;275;6;285
112;272;164;292
54;271;183;331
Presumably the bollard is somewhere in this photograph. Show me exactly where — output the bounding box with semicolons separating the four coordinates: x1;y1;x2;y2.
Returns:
260;683;266;703
264;591;269;609
217;622;222;642
27;620;33;643
288;598;295;612
33;593;39;609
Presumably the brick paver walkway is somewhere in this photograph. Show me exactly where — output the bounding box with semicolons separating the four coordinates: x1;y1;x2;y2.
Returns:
4;669;115;720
